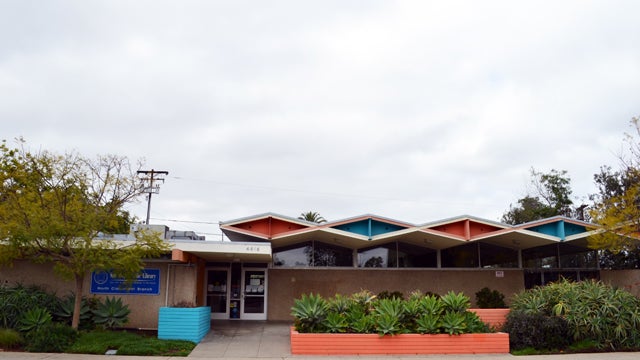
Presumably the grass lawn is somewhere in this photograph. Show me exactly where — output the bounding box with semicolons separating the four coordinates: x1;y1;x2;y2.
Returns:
67;330;196;356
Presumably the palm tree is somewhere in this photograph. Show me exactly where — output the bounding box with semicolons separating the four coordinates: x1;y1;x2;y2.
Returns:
298;211;327;223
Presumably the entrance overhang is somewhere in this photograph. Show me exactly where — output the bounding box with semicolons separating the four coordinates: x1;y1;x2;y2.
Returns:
171;240;272;263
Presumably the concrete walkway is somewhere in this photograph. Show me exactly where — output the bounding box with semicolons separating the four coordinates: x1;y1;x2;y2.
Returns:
1;320;640;359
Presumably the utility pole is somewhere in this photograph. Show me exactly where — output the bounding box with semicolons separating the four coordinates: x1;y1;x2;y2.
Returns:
137;169;169;224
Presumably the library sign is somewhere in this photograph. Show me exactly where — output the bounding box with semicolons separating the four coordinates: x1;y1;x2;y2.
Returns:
90;269;160;295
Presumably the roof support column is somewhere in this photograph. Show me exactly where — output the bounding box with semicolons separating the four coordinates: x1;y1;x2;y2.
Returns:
518;249;523;268
436;249;441;268
464;219;471;240
352;249;358;268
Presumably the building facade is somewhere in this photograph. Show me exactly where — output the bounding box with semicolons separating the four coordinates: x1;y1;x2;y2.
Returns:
2;214;639;329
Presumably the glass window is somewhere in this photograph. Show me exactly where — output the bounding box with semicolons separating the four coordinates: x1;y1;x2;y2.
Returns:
559;243;597;268
273;241;352;267
441;243;479;268
273;242;312;267
313;242;352;267
397;242;437;268
479;243;519;268
358;243;395;268
522;244;558;269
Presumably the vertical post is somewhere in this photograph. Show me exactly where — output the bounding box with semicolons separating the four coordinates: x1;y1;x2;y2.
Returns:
137;169;169;224
146;191;153;225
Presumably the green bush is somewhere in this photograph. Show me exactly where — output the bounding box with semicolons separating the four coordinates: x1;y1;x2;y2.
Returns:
509;279;640;350
475;287;507;308
18;307;52;333
291;293;329;333
292;290;492;335
0;284;59;329
24;322;77;353
92;296;130;329
55;294;99;330
0;328;23;349
503;311;570;350
377;290;404;300
440;291;470;313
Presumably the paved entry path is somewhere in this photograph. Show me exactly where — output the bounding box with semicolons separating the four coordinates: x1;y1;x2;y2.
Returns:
188;320;292;358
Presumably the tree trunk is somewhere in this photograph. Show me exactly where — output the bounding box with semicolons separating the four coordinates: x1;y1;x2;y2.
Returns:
72;274;84;330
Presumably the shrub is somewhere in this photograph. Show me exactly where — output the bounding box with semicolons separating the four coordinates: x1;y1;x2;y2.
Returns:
503;311;570;350
441;291;470;313
0;284;59;329
475;287;507;308
377;290;404;300
92;297;130;329
291;293;328;333
291;290;491;335
509;279;640;350
24;322;77;353
0;328;23;350
55;294;99;330
18;307;52;333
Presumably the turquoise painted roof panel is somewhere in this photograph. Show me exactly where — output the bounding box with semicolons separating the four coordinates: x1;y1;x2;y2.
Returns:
527;222;561;237
331;219;406;237
371;220;406;236
564;222;587;236
526;220;587;240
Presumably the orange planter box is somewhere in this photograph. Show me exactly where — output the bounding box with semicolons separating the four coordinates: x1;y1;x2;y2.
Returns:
470;308;510;328
290;328;510;355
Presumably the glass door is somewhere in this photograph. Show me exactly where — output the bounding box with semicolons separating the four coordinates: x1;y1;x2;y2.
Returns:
241;269;267;320
206;269;230;319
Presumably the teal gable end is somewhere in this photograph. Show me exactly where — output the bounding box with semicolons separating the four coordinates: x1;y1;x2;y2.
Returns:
527;220;587;241
332;219;406;238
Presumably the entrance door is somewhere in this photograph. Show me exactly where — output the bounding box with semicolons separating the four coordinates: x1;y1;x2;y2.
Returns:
206;269;230;319
241;269;267;320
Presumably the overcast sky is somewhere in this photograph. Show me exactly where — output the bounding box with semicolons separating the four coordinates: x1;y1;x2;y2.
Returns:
2;1;639;239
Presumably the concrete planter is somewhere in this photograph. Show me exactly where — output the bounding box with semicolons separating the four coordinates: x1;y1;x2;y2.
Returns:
470;308;510;328
290;328;509;355
158;306;210;343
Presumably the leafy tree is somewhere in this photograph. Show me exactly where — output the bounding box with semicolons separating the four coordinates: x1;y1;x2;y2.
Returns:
502;195;557;225
298;211;327;223
502;168;575;224
0;140;171;329
589;118;640;252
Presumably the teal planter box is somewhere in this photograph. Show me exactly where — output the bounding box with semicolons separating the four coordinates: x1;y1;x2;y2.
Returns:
158;306;211;343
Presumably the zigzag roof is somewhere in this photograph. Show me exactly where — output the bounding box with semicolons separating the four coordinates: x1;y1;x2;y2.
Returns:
219;213;602;250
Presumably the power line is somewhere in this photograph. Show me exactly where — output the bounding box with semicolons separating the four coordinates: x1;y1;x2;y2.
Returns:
150;217;219;225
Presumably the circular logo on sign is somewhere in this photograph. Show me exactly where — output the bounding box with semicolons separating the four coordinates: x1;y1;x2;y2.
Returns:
93;271;109;285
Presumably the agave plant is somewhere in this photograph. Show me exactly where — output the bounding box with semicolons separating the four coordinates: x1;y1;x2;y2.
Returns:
328;293;352;314
291;293;329;333
373;298;404;321
349;312;375;333
420;294;445;316
323;312;348;333
92;296;130;329
441;311;467;335
416;313;441;334
55;294;94;329
441;291;470;313
375;312;403;336
18;307;52;333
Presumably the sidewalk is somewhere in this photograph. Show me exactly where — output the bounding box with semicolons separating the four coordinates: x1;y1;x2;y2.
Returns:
1;320;639;359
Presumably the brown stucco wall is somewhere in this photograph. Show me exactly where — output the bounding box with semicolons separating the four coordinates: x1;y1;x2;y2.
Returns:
600;269;640;298
267;268;524;321
0;260;200;329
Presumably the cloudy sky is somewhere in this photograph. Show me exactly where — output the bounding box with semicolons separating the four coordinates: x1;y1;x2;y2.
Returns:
2;1;639;239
